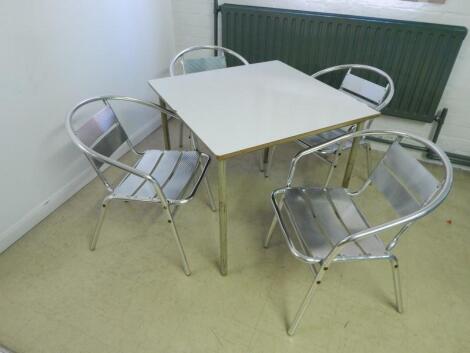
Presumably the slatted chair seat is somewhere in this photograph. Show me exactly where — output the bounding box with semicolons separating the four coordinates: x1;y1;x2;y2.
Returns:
299;128;353;154
281;187;386;261
115;150;206;201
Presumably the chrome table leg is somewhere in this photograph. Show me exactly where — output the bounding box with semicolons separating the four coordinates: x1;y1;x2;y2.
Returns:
159;97;171;150
262;147;275;177
342;121;365;188
218;159;228;275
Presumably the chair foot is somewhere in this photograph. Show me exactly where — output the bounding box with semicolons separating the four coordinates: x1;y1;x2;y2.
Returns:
389;255;404;313
89;196;112;251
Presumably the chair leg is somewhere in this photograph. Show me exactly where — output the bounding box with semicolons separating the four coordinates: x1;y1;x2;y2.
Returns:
364;143;372;176
258;151;265;172
165;207;191;276
179;120;184;148
264;215;278;248
203;175;217;212
263;146;275;178
188;132;216;212
389;255;404;313
323;148;342;188
89;196;112;251
288;272;323;336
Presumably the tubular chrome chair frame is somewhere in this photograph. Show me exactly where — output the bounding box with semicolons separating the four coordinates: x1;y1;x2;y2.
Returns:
311;64;395;112
264;130;453;335
169;45;249;77
66;96;216;276
265;64;395;180
169;45;249;148
303;64;395;184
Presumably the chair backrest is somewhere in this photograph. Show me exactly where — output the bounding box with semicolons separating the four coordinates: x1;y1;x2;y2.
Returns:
66;96;178;193
169;45;249;76
67;98;130;171
370;140;442;217
312;64;395;111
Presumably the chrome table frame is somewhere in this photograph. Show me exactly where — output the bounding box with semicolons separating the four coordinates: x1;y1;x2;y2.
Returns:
151;61;380;276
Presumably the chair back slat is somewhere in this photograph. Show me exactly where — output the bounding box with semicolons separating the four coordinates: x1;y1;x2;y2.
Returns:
312;64;394;111
340;72;388;106
370;162;421;216
75;106;128;168
382;142;441;203
183;56;227;74
370;141;440;216
170;45;248;77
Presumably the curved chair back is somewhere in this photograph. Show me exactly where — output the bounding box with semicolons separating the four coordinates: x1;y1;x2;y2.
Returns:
312;64;395;111
66;96;178;191
170;45;249;76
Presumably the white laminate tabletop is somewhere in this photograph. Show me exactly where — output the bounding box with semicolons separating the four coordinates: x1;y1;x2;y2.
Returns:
149;61;379;159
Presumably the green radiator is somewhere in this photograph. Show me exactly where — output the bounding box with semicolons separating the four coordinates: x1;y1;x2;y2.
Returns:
221;4;467;123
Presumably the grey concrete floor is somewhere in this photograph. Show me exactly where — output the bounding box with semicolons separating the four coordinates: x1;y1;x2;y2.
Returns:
1;121;469;353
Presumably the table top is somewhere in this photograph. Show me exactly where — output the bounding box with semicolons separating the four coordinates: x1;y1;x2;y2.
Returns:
149;61;379;160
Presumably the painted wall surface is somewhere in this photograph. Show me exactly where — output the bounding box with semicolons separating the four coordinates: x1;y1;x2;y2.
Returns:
172;0;470;155
0;1;175;251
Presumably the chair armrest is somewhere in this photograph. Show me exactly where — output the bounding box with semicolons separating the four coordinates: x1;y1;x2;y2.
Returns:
168;153;211;205
104;96;180;119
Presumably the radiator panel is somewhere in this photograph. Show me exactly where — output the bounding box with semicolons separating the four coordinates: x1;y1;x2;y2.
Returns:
221;4;467;122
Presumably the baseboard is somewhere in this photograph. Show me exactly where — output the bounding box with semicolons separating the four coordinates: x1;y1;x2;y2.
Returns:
0;117;161;253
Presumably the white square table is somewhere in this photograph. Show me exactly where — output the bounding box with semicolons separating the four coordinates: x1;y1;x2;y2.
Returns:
149;60;379;275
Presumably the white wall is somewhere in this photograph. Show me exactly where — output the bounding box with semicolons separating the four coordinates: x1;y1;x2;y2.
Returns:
171;0;470;155
0;1;176;251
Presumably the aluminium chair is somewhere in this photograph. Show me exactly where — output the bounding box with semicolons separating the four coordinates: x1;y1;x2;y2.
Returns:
265;64;394;181
264;130;453;335
169;45;249;148
66;96;217;276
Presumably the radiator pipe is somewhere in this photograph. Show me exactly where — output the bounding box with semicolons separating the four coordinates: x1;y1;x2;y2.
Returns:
214;0;220;47
368;109;470;167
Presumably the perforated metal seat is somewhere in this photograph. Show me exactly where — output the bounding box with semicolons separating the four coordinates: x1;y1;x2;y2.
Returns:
181;55;228;74
66;96;216;276
265;130;453;336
